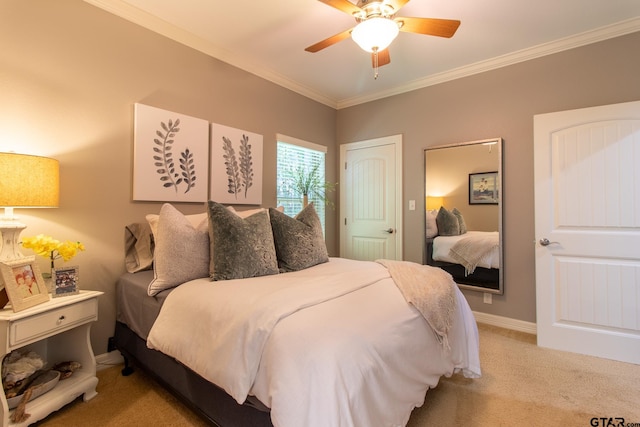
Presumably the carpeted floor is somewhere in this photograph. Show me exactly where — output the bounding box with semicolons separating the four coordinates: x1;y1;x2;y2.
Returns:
33;323;640;426
407;324;640;426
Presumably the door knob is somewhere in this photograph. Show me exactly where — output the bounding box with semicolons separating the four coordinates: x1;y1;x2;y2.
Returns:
539;238;558;246
383;228;394;234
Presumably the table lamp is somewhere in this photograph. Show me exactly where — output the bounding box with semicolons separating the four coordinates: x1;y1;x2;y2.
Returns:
0;153;59;262
426;196;444;211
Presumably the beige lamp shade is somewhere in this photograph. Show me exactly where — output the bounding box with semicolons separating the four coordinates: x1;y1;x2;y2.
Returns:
0;153;59;208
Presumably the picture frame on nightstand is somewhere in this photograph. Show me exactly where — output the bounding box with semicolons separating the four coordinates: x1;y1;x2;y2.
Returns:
52;265;80;297
0;256;50;312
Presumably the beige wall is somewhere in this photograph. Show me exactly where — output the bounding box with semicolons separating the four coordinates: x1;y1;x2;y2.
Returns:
0;0;337;354
337;31;640;322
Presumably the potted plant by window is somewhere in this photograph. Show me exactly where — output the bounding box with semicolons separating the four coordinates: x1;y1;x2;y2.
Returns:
292;164;336;208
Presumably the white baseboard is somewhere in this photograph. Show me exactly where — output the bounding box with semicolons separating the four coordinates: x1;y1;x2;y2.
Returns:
473;311;537;335
95;351;124;372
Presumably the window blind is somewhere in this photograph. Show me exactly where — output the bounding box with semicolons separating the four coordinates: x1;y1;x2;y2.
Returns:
276;140;327;235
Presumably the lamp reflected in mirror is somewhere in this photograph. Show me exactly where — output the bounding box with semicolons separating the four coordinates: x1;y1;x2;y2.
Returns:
426;196;444;211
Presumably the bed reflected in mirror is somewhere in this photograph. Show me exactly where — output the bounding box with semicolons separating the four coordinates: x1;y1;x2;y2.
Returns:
424;138;503;294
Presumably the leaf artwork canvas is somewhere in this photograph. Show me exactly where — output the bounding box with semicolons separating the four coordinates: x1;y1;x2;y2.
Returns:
133;103;208;202
210;123;263;205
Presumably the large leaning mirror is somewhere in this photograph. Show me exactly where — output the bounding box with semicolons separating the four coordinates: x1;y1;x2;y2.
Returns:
424;138;503;294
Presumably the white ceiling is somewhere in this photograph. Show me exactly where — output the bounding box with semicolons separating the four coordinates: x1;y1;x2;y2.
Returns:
86;0;640;109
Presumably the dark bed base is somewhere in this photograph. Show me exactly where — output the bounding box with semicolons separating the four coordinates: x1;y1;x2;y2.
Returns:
425;239;499;291
114;321;273;427
432;262;499;290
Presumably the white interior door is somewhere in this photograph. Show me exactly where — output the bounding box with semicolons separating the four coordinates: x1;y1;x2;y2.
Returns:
534;100;640;364
340;135;402;261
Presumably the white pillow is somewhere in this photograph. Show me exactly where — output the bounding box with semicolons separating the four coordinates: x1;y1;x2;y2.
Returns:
426;209;438;238
148;204;210;296
227;205;284;218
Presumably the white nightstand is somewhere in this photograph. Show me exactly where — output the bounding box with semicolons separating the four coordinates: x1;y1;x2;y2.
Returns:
0;290;103;426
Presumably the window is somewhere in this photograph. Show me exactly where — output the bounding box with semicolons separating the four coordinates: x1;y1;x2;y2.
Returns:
276;134;328;235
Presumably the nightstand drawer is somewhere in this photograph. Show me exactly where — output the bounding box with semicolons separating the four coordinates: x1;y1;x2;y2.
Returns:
9;299;98;347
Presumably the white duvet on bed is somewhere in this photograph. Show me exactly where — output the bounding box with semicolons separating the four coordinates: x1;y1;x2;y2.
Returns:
432;231;500;269
147;257;480;427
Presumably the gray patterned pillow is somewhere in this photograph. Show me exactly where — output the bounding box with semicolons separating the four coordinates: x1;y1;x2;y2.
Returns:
207;201;279;281
436;206;460;236
269;203;329;272
452;208;468;234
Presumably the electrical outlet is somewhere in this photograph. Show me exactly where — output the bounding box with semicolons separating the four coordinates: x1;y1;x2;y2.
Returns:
483;293;492;304
409;200;415;210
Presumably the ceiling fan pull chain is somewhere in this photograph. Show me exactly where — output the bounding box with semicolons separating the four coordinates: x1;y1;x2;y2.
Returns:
373;47;379;79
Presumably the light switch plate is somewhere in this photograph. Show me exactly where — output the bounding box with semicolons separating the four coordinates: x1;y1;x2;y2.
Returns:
483;293;492;304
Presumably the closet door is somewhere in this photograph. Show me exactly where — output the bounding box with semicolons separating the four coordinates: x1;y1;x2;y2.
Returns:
340;135;402;261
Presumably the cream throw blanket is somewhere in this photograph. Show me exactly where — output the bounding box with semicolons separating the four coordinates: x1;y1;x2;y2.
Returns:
376;259;457;348
448;233;499;275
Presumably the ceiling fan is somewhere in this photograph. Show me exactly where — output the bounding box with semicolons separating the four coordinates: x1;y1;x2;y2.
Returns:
305;0;460;78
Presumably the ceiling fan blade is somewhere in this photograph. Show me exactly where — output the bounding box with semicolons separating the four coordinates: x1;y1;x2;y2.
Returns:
371;48;391;68
383;0;410;13
305;28;353;53
318;0;363;16
397;17;461;38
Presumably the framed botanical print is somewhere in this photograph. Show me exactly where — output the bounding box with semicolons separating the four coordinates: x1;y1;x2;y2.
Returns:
210;123;263;205
133;103;209;202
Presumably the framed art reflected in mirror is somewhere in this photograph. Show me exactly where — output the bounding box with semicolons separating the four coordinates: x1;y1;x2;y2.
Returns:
469;171;499;205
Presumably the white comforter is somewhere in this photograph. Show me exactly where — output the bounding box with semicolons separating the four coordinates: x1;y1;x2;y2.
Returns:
147;258;481;427
433;231;500;269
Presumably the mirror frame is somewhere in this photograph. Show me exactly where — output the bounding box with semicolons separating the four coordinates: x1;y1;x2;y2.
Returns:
424;137;503;294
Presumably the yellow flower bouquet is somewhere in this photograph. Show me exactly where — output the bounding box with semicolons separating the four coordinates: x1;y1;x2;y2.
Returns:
21;235;85;272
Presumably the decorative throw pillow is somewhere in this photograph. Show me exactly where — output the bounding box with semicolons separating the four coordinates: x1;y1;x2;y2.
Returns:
207;206;286;276
148;203;210;296
452;208;468;234
436;206;460;236
208;201;279;281
269;203;329;272
425;209;438;238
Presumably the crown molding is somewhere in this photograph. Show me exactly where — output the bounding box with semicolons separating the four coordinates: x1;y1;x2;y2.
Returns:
337;17;640;109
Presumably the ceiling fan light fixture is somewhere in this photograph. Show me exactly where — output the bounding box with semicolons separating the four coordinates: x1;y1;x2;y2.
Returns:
351;17;399;53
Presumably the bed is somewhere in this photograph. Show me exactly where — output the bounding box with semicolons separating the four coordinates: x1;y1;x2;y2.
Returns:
425;206;500;291
116;201;481;427
425;231;500;291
